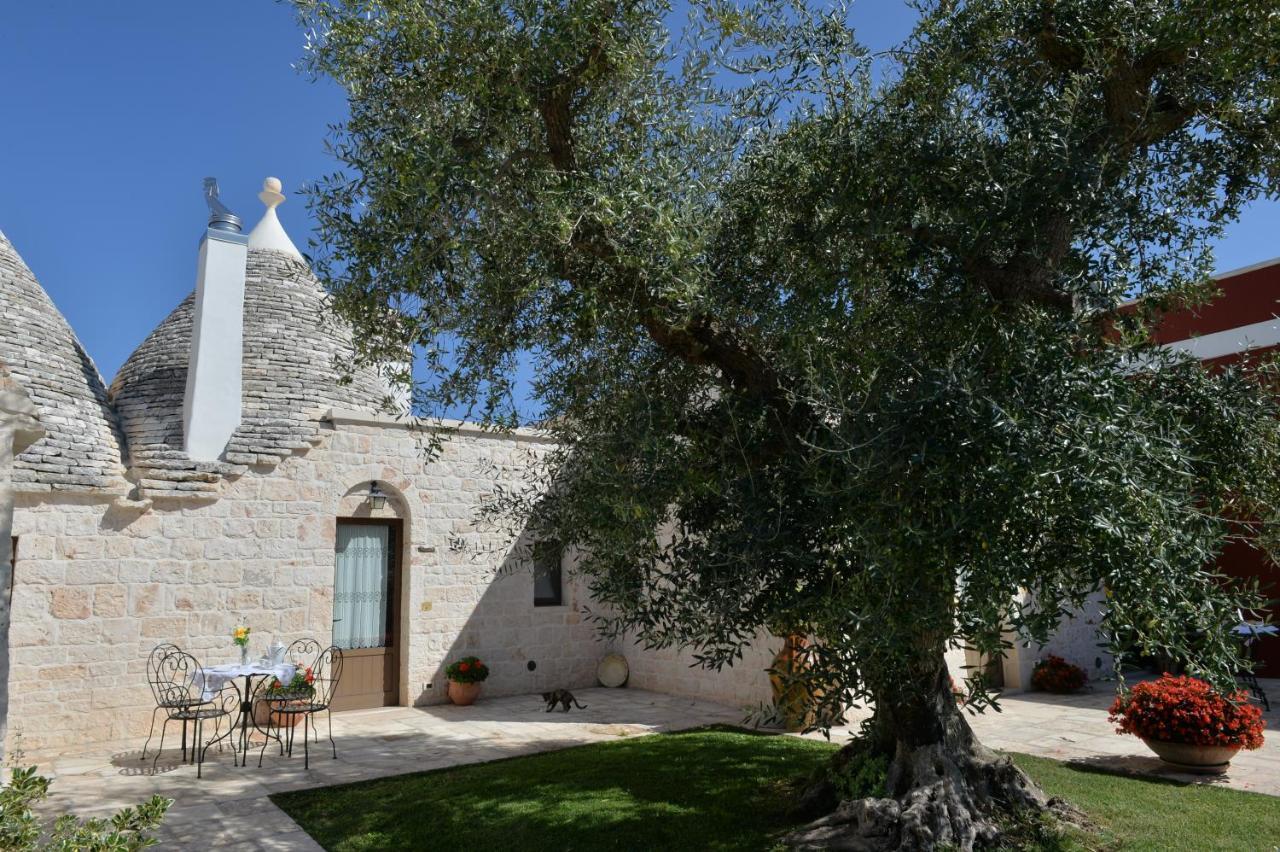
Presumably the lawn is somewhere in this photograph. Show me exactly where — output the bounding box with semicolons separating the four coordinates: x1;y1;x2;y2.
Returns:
273;727;1280;851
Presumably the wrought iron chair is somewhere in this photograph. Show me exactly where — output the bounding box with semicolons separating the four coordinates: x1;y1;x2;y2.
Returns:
140;643;183;762
150;649;236;778
261;643;343;769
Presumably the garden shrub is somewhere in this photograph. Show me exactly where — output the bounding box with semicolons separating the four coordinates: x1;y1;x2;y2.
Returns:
1030;655;1087;693
1;766;170;850
1108;674;1265;748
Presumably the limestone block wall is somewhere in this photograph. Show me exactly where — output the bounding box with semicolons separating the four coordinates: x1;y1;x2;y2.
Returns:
6;419;607;755
1038;593;1114;682
621;629;777;716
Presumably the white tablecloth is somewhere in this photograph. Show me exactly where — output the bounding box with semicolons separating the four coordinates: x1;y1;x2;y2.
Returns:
196;663;297;701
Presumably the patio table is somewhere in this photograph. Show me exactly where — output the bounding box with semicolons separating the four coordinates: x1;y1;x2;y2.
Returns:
197;662;297;769
1233;622;1276;711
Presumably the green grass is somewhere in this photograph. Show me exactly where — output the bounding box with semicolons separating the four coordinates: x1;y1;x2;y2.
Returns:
272;727;1280;851
1010;753;1280;852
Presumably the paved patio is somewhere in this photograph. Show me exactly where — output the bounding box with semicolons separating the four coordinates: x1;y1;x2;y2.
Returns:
821;676;1280;797
34;688;744;850
26;680;1280;850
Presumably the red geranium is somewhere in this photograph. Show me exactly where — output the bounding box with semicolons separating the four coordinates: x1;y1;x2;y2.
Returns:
1109;674;1265;749
445;656;490;684
1031;655;1087;694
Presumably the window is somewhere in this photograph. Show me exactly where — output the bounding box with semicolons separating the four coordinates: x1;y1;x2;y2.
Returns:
533;540;563;607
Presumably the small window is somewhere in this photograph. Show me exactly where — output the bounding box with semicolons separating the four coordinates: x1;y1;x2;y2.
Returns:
533;540;563;607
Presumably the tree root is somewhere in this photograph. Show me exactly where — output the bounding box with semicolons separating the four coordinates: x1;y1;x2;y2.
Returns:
786;741;1087;851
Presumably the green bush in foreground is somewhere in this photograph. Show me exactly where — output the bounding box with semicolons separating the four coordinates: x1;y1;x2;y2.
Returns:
0;766;171;851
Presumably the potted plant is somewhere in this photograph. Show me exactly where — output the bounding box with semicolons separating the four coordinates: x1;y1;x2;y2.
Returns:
1030;655;1087;693
445;656;489;706
255;667;316;728
1109;674;1265;773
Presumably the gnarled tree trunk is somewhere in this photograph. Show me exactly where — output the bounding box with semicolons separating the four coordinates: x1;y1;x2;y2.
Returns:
788;653;1075;851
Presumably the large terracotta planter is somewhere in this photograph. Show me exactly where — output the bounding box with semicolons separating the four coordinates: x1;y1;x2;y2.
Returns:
448;680;482;706
770;634;818;732
253;700;305;728
1142;738;1241;774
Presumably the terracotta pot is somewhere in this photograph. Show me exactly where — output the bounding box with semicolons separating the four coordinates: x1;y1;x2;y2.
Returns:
448;680;482;706
769;634;818;732
1142;738;1241;774
253;700;305;728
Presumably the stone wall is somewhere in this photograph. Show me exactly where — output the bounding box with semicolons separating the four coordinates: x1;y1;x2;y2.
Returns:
622;629;778;717
7;418;606;755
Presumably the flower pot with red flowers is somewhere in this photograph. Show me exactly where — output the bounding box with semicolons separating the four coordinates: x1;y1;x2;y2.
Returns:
445;656;489;706
1109;674;1266;773
255;667;317;728
1031;655;1087;694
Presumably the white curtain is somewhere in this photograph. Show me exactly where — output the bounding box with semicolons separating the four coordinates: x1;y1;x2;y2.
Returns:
334;524;390;649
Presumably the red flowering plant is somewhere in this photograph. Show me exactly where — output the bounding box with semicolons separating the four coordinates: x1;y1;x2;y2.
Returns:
445;656;489;684
1109;674;1265;749
264;666;317;699
1030;655;1087;693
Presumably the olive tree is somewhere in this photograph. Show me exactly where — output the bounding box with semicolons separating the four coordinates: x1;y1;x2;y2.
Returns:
293;0;1280;847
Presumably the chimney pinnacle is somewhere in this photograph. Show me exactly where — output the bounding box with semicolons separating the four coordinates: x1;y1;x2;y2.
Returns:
247;176;303;261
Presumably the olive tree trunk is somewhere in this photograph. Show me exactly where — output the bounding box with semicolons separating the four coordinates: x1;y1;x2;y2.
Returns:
788;652;1072;851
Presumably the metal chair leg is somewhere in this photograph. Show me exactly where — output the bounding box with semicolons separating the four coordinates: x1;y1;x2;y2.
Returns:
302;717;310;770
152;717;172;773
140;706;161;760
327;709;337;759
196;717;204;779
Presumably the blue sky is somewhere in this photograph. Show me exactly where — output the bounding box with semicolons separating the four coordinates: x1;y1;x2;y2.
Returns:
1;1;1276;393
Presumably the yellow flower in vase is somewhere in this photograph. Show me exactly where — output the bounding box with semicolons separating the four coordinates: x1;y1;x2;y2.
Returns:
233;625;252;666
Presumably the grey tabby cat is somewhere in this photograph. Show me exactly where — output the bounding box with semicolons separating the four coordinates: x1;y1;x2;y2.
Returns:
541;689;588;712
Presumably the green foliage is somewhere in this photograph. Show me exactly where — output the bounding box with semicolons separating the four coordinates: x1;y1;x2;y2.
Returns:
823;737;888;801
294;0;1280;733
0;766;170;851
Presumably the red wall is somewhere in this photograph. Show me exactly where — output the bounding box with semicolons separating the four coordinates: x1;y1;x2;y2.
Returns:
1154;260;1280;677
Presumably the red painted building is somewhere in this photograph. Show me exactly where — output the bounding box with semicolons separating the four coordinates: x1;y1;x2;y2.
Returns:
1150;258;1280;676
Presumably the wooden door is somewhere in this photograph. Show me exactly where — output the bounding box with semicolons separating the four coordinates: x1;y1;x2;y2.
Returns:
330;519;401;711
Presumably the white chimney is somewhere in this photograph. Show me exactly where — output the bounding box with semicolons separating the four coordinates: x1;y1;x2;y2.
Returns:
182;178;247;461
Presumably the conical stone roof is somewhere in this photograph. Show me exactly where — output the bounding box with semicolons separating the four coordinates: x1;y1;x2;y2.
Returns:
0;230;127;491
110;248;396;498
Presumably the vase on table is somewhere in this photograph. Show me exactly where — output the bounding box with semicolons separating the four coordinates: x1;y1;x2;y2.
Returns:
239;645;249;666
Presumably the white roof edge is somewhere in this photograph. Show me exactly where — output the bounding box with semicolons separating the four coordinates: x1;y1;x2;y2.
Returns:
323;407;555;442
1213;255;1280;281
1162;315;1280;361
1114;256;1280;309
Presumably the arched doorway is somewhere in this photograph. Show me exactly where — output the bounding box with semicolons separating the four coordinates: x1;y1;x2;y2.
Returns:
331;480;407;710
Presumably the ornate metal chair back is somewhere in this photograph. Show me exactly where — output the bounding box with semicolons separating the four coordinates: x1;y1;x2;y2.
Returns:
155;648;208;708
311;646;343;708
145;643;184;707
286;638;322;667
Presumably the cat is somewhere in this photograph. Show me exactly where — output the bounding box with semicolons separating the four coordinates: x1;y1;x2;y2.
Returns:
541;689;588;712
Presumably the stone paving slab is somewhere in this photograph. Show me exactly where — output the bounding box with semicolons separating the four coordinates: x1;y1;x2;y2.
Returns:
29;688;743;851
23;679;1280;850
814;676;1280;798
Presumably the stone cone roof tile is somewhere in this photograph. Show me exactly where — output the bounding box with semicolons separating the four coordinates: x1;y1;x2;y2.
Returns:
0;230;127;491
110;249;395;498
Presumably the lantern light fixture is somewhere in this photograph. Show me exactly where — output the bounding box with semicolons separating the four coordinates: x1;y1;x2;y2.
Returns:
368;481;387;511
